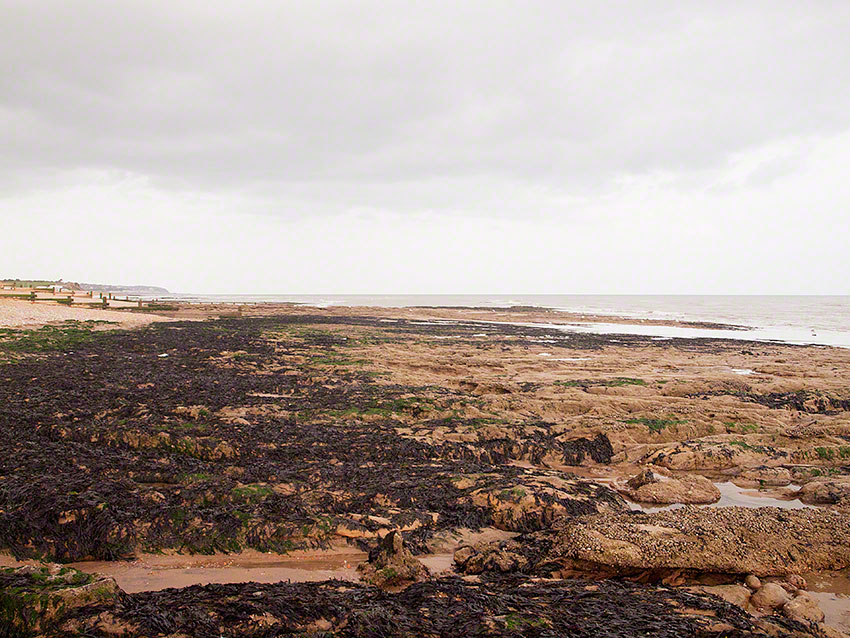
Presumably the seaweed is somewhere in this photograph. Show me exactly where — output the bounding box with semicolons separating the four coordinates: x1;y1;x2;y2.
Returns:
0;316;627;560
48;575;812;637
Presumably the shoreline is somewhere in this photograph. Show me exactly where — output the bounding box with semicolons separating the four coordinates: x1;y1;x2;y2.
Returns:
5;296;848;349
3;304;849;635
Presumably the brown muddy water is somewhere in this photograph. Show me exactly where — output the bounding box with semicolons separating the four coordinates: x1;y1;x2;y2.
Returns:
0;548;363;594
66;550;366;593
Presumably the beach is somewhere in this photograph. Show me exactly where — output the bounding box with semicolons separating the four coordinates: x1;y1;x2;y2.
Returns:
0;298;173;329
2;303;849;636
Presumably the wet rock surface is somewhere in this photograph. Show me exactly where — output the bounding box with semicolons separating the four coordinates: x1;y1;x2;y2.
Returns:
617;470;721;504
799;477;850;506
458;507;850;578
733;466;794;488
0;564;120;635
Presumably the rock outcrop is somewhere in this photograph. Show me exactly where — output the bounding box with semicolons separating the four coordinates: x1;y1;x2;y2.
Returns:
456;507;850;579
798;477;850;506
644;441;779;471
732;466;793;488
0;564;122;635
357;530;429;587
466;473;628;532
616;469;720;504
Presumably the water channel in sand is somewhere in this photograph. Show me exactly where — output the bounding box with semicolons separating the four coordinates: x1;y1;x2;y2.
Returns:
70;550;467;594
66;549;366;593
0;529;513;593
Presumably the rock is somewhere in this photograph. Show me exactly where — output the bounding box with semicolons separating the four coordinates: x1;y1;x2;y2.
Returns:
799;478;850;505
453;545;476;565
751;583;791;610
644;441;774;471
618;473;720;505
559;433;615;466
782;593;825;623
454;539;529;575
174;405;209;419
703;584;751;609
815;624;849;638
733;466;792;488
745;574;762;590
357;530;429;588
786;574;807;590
626;469;658;490
461;507;850;579
0;565;120;635
468;475;627;532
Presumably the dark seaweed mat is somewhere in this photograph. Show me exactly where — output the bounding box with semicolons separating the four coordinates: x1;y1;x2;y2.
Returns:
0;316;626;561
54;576;812;638
258;313;781;353
684;389;850;414
739;390;850;414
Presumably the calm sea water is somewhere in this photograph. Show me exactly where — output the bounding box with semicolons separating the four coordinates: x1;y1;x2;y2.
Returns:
149;294;850;348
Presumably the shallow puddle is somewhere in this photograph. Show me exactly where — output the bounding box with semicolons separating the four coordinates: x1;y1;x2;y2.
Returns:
804;570;850;632
627;481;813;513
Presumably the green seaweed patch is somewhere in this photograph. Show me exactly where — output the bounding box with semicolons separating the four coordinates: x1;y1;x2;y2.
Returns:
606;377;647;387
0;322;109;353
503;613;552;630
498;487;526;502
808;467;840;477
467;417;510;429
724;421;759;434
728;440;771;453
178;472;213;484
144;303;179;311
809;446;850;461
623;416;687;432
231;484;273;504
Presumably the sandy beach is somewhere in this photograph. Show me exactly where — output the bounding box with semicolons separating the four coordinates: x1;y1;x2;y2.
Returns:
0;298;173;329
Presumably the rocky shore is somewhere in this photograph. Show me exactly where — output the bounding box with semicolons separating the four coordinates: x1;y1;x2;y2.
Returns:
1;305;848;636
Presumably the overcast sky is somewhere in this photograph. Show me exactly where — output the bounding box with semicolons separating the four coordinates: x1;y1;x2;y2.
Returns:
2;1;849;294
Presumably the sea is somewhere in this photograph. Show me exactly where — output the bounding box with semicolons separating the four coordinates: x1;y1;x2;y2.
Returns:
144;294;850;349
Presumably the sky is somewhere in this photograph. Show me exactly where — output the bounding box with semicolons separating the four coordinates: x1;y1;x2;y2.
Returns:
1;1;849;294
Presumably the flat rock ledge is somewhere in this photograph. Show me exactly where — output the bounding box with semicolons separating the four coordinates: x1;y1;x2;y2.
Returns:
456;506;850;579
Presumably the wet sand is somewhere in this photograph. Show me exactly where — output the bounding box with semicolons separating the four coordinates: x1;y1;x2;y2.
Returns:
67;549;365;593
0;528;515;593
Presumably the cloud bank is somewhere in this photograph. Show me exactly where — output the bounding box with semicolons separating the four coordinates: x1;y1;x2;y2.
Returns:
2;1;848;292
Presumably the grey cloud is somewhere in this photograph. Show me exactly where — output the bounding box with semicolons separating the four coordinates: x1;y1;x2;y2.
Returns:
2;1;850;200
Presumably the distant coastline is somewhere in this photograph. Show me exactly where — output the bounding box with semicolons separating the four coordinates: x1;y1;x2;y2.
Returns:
1;278;169;295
